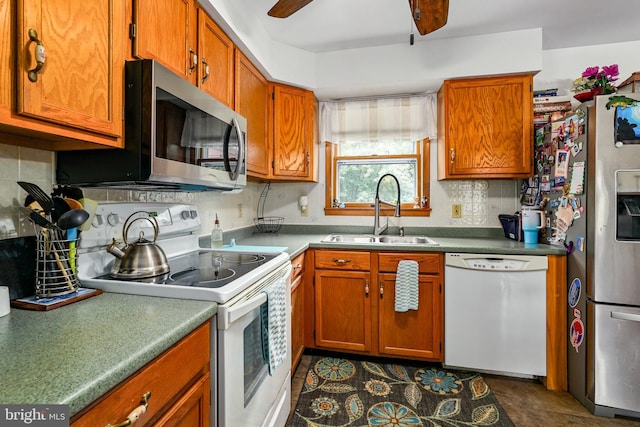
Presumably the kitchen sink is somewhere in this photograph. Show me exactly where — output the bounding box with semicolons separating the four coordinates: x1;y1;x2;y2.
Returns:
321;234;438;246
377;235;438;245
322;234;378;243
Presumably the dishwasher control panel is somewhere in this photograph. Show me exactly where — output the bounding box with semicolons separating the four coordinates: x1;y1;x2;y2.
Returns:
445;253;548;271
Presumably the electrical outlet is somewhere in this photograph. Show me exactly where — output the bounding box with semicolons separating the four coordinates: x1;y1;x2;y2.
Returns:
452;204;462;218
237;204;243;218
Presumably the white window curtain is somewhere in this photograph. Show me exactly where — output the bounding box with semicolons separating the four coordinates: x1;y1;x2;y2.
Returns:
319;94;437;144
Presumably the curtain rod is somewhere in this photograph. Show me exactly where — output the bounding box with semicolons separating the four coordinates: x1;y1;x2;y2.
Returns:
327;92;432;102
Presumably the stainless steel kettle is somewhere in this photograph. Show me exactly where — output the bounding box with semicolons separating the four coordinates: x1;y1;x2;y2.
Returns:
107;212;170;279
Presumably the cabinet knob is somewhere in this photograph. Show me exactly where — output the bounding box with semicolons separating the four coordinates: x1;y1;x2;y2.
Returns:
450;147;455;164
106;391;151;427
365;279;369;297
27;29;46;83
379;280;384;298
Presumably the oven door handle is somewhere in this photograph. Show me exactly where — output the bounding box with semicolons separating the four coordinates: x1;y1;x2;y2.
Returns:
225;291;268;326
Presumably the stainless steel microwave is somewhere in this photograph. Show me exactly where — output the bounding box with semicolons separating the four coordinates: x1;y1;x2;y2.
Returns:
57;60;247;192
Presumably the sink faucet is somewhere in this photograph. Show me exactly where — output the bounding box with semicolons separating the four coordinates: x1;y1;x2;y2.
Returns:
373;173;401;236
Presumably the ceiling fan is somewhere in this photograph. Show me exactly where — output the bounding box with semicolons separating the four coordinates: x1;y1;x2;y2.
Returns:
267;0;449;35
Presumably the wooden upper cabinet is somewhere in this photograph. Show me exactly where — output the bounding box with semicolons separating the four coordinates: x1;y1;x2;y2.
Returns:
0;0;124;149
271;83;317;180
235;49;271;177
197;8;234;108
132;0;198;84
437;74;534;179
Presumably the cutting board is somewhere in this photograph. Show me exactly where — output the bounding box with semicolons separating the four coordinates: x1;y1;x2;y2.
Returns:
11;288;102;311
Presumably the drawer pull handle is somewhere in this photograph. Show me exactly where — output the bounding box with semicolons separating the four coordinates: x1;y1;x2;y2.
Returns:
27;29;46;82
380;281;384;298
450;147;455;164
332;258;351;265
365;279;369;297
201;59;210;83
189;47;198;74
293;263;302;270
107;391;151;427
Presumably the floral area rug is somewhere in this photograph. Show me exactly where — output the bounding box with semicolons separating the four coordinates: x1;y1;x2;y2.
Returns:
288;355;514;427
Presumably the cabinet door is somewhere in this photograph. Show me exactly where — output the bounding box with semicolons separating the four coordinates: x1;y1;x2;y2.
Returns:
314;269;372;352
197;9;234;108
16;0;124;138
132;0;197;83
154;372;210;427
291;273;304;371
272;84;315;179
235;49;271;177
438;74;533;179
378;273;443;360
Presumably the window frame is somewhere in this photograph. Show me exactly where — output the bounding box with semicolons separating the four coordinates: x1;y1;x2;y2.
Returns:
324;139;432;217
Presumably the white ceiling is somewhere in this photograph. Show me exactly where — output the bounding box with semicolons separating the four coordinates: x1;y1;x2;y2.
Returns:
239;0;639;53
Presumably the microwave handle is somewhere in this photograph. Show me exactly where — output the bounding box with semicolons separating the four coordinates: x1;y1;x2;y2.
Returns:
227;117;245;181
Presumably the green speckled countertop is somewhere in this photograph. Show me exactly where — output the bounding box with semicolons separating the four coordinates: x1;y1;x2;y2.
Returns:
219;225;567;258
0;292;216;417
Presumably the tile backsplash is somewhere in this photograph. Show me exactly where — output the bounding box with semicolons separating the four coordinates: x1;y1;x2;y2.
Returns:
0;144;55;238
0;142;519;240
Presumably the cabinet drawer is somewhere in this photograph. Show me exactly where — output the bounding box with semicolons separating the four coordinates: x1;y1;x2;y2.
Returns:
315;250;370;271
378;252;442;274
291;252;305;281
71;322;210;426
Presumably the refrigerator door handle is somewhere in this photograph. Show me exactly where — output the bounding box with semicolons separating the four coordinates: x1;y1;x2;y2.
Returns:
611;311;640;323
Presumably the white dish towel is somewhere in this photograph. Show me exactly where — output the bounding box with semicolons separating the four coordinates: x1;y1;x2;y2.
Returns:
261;276;288;375
395;260;419;312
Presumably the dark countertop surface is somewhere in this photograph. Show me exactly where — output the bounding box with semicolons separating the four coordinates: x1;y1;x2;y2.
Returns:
0;292;216;417
222;225;567;258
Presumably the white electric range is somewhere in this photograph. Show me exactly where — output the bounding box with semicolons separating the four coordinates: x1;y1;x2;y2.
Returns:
76;203;292;427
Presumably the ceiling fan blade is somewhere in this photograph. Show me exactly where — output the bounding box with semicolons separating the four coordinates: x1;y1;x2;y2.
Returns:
268;0;314;18
410;0;449;35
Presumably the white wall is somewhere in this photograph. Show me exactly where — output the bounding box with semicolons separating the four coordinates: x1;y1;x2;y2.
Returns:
1;34;638;238
263;40;640;232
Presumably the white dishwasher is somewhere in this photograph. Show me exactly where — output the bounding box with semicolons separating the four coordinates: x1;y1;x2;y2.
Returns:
444;253;548;378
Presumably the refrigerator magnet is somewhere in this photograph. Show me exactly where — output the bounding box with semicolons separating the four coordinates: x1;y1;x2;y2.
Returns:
568;277;582;308
576;236;585;251
569;161;585;195
555;149;570;178
570;317;584;353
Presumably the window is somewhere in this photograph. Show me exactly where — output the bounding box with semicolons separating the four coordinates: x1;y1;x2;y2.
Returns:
325;139;431;216
319;95;436;216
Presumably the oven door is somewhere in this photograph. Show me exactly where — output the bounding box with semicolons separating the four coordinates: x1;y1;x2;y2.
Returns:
217;263;292;427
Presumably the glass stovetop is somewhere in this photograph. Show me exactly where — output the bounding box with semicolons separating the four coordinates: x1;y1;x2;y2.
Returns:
98;250;280;288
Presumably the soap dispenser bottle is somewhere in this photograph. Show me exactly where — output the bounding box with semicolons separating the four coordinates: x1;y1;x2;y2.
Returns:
211;214;223;248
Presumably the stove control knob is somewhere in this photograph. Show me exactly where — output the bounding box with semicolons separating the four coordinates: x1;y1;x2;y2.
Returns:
190;210;198;219
107;213;120;227
181;210;190;220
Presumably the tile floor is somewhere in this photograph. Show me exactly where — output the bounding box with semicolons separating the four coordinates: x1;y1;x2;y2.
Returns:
289;354;640;426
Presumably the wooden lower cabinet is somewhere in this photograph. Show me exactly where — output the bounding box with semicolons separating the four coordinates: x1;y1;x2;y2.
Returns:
290;252;306;371
71;322;211;427
378;274;442;359
310;250;443;362
314;269;372;352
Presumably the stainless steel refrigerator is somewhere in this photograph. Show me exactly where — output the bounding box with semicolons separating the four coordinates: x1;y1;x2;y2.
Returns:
527;94;640;418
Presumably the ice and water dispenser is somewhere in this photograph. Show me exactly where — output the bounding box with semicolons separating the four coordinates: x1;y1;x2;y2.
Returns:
617;170;640;240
